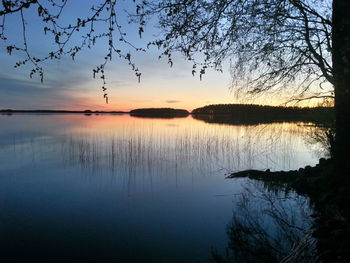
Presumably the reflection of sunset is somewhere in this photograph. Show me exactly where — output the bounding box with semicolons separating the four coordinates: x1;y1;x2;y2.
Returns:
1;113;322;262
1;114;323;173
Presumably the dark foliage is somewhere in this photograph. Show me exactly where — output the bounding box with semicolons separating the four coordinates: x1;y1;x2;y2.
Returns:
130;107;189;118
192;104;334;125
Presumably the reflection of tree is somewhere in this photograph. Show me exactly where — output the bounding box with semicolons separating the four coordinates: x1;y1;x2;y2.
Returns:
212;182;318;263
304;124;335;159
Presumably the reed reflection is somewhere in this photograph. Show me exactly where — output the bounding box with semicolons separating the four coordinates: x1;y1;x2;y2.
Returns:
59;120;324;183
1;115;327;192
0;114;328;262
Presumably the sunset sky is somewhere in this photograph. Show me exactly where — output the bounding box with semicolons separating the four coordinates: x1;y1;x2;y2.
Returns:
0;0;317;111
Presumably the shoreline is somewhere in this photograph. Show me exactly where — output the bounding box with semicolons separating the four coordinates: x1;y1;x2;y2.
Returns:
227;158;350;262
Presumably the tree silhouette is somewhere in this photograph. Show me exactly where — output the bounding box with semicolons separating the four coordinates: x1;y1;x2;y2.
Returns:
137;1;333;97
134;0;350;173
1;0;349;173
1;0;144;103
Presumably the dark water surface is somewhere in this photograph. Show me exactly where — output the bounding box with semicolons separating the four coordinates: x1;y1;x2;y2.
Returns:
0;114;324;262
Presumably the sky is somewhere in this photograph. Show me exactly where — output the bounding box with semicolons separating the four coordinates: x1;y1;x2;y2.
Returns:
0;0;313;112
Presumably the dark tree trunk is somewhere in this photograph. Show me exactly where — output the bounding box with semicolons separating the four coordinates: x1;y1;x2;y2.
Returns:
332;0;350;178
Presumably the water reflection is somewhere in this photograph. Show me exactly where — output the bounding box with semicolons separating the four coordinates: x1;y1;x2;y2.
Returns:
0;114;326;262
60;123;319;179
212;182;318;263
192;113;282;126
1;115;324;173
304;124;335;159
192;114;333;160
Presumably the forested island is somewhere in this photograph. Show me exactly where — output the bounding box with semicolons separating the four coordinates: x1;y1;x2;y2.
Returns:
192;104;334;125
130;108;189;118
2;105;334;124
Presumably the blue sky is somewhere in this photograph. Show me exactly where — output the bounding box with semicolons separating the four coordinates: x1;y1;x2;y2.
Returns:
0;0;290;111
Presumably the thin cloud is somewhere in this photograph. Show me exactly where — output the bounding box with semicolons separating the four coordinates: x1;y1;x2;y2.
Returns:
165;100;181;104
0;75;95;110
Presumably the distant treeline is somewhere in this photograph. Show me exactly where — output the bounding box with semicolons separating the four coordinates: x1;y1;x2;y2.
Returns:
130;108;189;118
0;109;126;115
192;104;334;125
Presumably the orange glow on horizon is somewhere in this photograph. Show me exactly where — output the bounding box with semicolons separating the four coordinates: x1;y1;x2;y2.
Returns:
59;95;328;113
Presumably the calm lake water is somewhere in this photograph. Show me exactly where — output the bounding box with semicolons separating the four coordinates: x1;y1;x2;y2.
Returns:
0;114;325;262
